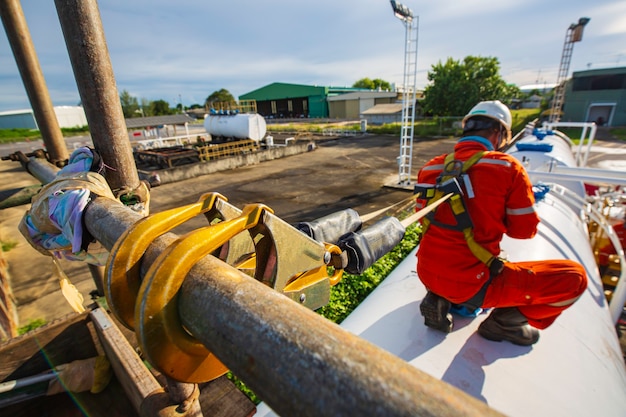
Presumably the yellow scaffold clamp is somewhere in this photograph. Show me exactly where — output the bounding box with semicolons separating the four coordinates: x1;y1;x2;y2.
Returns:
134;203;343;382
105;195;345;382
105;192;254;329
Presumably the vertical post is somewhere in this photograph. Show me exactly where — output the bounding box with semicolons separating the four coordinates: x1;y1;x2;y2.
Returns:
0;0;69;166
390;1;418;186
549;17;590;124
53;0;140;193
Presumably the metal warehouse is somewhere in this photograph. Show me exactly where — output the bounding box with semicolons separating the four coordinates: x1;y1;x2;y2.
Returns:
239;82;381;119
563;66;626;126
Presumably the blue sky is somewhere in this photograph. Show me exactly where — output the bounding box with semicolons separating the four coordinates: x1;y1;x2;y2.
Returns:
1;0;625;112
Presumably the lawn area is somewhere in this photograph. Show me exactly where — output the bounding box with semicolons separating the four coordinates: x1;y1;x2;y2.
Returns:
0;126;90;144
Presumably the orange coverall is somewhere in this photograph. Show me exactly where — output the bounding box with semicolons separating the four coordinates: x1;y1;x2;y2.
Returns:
416;137;587;329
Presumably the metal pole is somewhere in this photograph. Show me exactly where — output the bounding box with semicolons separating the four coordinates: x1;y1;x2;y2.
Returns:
21;156;502;416
0;0;69;166
18;152;56;183
53;0;140;193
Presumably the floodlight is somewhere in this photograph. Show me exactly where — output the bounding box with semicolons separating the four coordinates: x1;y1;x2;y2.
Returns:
570;17;590;43
390;0;413;22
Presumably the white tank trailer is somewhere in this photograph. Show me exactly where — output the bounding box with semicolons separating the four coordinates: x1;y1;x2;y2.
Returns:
203;113;267;142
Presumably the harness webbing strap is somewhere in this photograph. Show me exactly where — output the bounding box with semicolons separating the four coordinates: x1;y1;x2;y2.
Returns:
420;151;497;268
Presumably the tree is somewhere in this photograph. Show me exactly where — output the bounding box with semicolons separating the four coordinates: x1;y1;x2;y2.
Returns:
205;89;236;109
421;56;512;117
120;89;140;118
353;77;392;91
150;99;173;116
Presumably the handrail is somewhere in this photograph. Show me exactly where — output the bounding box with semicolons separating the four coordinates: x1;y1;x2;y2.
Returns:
542;121;597;167
537;182;626;324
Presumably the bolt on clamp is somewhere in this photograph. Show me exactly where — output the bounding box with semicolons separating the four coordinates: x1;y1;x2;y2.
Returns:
105;192;254;329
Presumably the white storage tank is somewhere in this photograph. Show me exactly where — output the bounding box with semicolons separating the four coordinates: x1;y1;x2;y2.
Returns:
203;113;267;142
508;128;586;198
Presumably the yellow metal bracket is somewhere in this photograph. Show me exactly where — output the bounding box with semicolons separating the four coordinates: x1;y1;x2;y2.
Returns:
281;242;343;309
105;192;229;329
106;194;348;383
247;209;343;310
135;204;270;382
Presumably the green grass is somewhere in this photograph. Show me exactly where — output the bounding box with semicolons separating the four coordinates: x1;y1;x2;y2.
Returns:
18;318;47;335
266;110;542;139
557;126;626;144
610;127;626;140
0;128;41;143
0;126;90;144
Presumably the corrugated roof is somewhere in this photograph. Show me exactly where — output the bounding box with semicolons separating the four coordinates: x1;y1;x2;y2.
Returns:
360;103;403;115
0;109;33;116
124;114;193;129
327;91;397;101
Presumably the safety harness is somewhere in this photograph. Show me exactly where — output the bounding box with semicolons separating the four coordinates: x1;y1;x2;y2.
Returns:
415;151;505;309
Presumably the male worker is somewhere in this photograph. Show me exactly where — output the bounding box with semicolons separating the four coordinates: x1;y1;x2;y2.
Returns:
415;100;587;345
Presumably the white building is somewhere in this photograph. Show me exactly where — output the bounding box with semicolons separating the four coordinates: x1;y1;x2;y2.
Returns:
0;106;88;129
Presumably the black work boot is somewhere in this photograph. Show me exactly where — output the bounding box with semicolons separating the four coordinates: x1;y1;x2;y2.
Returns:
478;307;540;346
420;291;453;333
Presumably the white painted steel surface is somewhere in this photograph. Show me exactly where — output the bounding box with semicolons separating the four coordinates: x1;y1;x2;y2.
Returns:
338;195;626;417
203;113;267;141
509;131;586;198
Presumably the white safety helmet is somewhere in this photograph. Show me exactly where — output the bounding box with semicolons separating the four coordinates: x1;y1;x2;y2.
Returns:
462;100;512;131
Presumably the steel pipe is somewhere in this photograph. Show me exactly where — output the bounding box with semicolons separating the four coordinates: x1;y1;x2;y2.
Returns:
0;0;69;165
22;155;58;184
54;0;140;193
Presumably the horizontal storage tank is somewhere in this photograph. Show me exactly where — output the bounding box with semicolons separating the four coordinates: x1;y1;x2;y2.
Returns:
508;128;586;198
203;113;267;142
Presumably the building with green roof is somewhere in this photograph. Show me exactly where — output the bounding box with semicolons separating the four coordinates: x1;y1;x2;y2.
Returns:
239;82;367;119
563;66;626;126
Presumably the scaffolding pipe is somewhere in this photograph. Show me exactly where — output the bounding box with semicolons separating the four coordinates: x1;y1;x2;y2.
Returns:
19;153;57;184
0;0;69;165
53;0;140;193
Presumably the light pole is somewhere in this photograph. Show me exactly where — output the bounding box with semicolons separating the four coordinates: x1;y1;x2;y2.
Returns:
549;17;590;123
390;1;419;186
